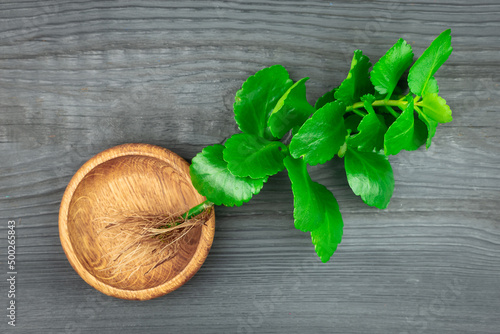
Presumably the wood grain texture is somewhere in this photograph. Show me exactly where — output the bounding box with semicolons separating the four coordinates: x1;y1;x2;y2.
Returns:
59;143;215;300
0;0;499;333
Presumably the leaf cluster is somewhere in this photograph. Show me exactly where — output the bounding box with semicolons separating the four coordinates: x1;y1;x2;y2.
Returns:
190;30;453;262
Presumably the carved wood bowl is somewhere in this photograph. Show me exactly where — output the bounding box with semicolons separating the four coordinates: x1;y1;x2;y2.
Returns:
59;143;215;300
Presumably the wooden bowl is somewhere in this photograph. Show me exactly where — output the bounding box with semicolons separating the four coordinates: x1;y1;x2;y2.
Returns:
59;143;215;300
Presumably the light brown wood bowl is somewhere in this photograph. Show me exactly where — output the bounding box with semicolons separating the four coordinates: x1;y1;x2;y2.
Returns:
59;143;215;300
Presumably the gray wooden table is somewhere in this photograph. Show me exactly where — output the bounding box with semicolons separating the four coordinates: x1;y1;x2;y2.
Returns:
1;1;499;333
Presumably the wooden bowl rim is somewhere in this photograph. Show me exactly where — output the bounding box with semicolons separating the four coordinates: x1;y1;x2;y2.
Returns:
59;143;215;300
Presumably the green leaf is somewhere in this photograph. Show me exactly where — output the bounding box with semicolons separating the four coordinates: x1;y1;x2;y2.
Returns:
349;105;387;152
360;93;376;105
417;111;438;149
284;156;343;234
284;156;325;231
284;156;343;262
408;29;453;96
289;101;347;165
418;93;453;123
223;133;287;179
190;144;265;207
423;76;439;95
344;147;394;209
310;200;343;263
234;65;293;140
314;87;337;110
268;78;315;139
384;100;427;155
371;38;414;97
334;50;373;105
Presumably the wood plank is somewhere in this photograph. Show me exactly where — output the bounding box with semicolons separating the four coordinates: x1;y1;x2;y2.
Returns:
0;0;499;333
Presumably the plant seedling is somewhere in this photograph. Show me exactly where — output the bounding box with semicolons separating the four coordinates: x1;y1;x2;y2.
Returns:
188;30;454;262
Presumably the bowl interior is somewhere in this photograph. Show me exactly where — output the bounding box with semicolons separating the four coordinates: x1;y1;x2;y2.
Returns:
63;147;212;295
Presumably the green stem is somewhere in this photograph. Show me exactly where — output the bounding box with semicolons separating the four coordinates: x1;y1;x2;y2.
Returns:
384;105;401;118
414;105;424;115
151;200;213;236
351;108;368;117
181;199;214;220
346;99;409;112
